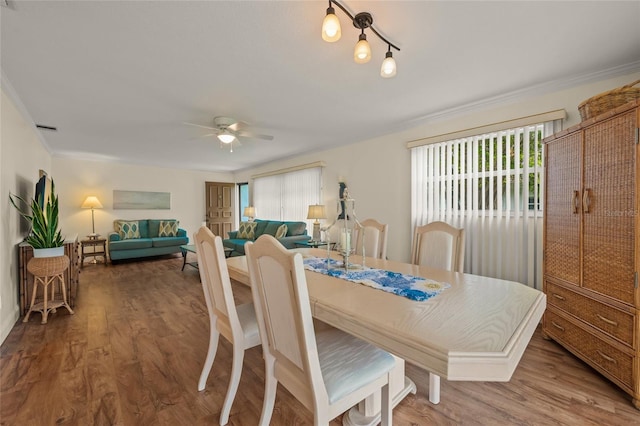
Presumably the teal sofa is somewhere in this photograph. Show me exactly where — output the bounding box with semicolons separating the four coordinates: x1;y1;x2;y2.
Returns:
108;219;188;261
223;219;310;256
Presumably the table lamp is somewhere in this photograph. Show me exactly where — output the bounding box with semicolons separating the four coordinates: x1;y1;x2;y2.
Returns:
243;206;256;222
81;196;103;236
307;204;327;242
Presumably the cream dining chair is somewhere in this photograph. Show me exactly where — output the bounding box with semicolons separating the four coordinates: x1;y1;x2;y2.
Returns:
354;218;389;259
410;220;465;404
411;221;465;273
194;226;261;425
245;235;395;426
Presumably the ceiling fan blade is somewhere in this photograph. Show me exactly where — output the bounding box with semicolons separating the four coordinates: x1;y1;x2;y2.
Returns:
182;121;218;131
228;120;249;132
236;130;274;141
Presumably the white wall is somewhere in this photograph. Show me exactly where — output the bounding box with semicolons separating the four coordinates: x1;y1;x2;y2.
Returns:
1;88;53;343
52;158;234;243
2;69;639;345
234;71;640;263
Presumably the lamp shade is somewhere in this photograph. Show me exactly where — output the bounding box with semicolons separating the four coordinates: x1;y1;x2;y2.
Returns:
354;34;371;64
243;206;256;218
307;204;327;220
81;196;103;209
321;7;341;42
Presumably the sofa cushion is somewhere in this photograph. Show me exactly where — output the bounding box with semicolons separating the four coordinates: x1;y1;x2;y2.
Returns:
254;220;269;237
237;221;257;239
275;224;288;239
263;221;282;237
158;220;179;237
284;221;306;236
117;220;141;240
151;236;189;248
148;220;162;238
109;238;153;250
222;238;247;254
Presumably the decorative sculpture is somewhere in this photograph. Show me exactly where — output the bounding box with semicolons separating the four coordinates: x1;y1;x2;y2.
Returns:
324;179;363;271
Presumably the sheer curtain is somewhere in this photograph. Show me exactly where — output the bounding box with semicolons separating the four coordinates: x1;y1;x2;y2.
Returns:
253;166;322;229
411;120;561;289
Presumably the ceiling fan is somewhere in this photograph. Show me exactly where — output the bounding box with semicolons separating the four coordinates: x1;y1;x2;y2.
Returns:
184;116;273;152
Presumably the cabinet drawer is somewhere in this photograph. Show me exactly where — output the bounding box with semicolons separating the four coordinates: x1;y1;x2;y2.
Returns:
545;281;634;348
544;309;633;389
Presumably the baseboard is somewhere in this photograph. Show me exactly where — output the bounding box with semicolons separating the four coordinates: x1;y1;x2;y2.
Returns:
0;306;20;346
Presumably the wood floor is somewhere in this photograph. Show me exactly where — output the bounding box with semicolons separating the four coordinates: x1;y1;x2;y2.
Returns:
1;255;639;425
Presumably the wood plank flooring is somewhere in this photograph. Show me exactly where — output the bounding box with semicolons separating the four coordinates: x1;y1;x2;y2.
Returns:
1;255;639;425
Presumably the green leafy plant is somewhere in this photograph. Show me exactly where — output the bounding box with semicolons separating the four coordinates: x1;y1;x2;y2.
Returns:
9;180;64;249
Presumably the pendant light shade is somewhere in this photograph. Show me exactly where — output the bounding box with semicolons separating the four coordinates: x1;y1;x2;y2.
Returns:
353;33;371;64
321;6;341;42
380;50;397;78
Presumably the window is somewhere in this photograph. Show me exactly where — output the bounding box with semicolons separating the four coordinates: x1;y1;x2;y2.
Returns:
238;182;249;222
253;165;322;229
411;117;562;289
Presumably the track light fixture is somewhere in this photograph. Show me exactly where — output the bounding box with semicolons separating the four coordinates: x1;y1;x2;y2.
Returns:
321;0;400;78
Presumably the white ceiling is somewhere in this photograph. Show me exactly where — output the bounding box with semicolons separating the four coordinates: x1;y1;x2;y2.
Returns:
2;1;639;172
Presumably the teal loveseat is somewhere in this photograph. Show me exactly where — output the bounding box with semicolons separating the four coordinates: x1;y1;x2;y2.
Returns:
223;219;310;256
108;219;188;261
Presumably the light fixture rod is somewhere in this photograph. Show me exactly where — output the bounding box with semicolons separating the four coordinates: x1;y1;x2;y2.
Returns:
328;0;400;52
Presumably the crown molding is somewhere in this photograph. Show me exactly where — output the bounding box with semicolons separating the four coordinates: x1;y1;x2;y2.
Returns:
405;60;640;127
0;68;53;154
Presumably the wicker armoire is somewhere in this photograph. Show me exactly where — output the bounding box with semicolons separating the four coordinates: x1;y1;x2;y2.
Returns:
543;99;639;408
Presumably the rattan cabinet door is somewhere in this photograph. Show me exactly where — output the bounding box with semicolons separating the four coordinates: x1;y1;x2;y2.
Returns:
544;132;582;286
582;111;637;305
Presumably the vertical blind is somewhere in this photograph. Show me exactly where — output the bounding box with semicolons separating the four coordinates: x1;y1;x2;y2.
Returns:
411;121;559;289
253;167;322;228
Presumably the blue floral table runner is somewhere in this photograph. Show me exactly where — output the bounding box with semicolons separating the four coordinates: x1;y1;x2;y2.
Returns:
303;257;449;302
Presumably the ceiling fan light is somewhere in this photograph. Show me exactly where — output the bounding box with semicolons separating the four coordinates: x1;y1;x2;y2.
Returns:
322;6;341;42
380;51;397;78
217;132;235;144
353;33;371;64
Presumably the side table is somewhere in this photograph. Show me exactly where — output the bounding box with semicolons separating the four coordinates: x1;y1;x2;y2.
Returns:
24;255;74;324
18;237;78;316
81;236;107;267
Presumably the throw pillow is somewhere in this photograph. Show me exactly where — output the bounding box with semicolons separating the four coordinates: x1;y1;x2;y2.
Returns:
237;221;257;239
275;224;288;239
158;220;179;237
117;220;140;240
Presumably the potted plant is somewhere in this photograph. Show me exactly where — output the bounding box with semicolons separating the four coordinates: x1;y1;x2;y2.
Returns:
10;179;65;257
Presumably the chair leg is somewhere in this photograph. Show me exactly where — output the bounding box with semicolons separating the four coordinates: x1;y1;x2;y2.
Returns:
220;345;244;425
380;379;392;426
429;372;440;404
198;327;220;391
258;358;277;426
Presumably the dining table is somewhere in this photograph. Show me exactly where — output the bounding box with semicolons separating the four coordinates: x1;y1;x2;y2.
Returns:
226;248;546;426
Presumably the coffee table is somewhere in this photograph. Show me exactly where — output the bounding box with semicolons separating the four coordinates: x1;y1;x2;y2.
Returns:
180;244;232;271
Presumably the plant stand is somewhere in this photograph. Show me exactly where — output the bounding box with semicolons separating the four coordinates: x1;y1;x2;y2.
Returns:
23;255;74;324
